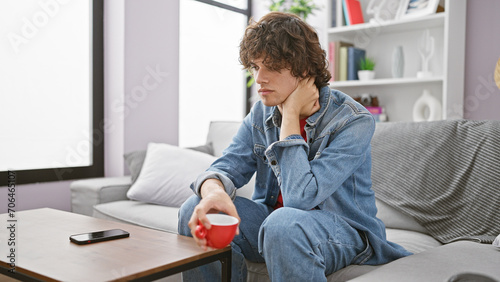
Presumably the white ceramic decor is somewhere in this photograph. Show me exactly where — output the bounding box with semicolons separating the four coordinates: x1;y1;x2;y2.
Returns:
392;45;404;78
413;89;442;121
417;29;435;78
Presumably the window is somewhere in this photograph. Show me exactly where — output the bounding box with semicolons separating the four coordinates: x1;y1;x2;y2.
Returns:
179;0;251;147
0;0;104;184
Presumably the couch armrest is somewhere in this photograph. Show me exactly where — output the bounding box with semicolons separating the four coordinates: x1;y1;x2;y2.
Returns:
70;176;132;216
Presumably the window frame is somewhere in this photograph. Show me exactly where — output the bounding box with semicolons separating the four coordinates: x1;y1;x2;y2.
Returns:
0;0;104;185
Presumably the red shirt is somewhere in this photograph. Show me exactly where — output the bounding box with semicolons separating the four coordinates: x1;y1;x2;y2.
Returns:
274;117;308;209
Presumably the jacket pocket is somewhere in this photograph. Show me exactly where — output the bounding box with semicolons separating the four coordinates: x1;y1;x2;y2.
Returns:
253;144;268;165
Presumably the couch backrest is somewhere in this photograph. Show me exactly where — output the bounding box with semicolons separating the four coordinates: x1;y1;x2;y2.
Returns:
206;121;242;157
371;120;500;243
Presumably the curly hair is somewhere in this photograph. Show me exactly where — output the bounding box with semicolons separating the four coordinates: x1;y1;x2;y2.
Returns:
239;12;331;88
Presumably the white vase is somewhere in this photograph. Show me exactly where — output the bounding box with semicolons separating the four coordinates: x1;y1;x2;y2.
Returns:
412;90;442;121
392;46;404;78
358;70;375;81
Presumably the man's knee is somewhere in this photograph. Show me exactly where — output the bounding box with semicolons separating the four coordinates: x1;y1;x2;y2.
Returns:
260;208;307;246
177;195;201;236
262;207;305;227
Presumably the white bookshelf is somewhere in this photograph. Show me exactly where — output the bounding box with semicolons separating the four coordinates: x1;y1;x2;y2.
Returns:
326;0;466;122
331;76;444;87
327;13;445;38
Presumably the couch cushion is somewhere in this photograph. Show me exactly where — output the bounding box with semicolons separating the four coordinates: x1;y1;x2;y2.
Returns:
93;200;179;233
245;261;379;282
385;228;442;254
351;241;500;282
376;199;428;234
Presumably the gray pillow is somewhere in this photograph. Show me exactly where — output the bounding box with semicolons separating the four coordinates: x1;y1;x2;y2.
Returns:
124;143;213;184
188;143;214;155
124;150;147;184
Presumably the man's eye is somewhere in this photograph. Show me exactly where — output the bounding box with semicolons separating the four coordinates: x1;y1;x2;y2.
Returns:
249;66;259;74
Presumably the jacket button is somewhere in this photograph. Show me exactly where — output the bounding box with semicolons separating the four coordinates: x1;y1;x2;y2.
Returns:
271;160;277;166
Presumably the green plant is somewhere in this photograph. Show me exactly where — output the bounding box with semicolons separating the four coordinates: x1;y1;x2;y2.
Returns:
359;57;376;71
245;70;255;88
269;0;319;20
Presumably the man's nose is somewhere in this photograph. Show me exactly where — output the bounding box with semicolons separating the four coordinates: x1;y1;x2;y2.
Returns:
254;69;268;85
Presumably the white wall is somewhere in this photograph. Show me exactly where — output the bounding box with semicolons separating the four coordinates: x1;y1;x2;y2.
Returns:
123;0;179;155
104;0;125;177
106;0;180;177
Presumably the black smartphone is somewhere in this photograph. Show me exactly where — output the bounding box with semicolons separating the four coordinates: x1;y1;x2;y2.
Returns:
69;229;129;245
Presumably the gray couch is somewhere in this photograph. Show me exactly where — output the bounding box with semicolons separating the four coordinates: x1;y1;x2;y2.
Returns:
70;120;500;281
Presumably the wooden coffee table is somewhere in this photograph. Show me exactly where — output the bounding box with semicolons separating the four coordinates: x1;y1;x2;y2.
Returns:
0;208;231;281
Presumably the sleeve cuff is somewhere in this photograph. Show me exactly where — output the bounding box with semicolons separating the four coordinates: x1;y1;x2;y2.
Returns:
190;171;237;200
263;136;309;186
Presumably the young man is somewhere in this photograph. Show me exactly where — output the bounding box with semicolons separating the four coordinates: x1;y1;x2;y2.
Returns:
178;12;411;281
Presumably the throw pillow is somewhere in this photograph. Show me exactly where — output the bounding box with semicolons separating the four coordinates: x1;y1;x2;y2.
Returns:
124;143;213;185
188;143;214;155
124;150;147;184
126;143;216;207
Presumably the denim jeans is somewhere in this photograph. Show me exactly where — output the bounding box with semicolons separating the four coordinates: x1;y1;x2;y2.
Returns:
178;195;368;282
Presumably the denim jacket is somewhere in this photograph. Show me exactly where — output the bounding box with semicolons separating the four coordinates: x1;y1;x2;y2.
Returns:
191;86;411;264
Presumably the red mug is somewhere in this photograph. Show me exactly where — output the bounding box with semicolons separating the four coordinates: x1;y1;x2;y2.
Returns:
195;214;239;249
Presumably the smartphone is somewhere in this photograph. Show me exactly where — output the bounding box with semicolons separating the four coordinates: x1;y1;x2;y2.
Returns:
70;229;129;245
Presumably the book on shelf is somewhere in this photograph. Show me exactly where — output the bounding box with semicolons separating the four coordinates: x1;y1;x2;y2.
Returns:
347;47;366;80
365;106;386;122
328;42;335;81
365;106;383;115
339;46;348;81
342;0;364;26
331;0;337;27
328;41;353;82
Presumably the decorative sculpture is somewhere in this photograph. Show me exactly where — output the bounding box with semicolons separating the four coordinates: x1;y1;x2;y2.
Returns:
417;29;435;78
413;89;442;121
366;0;388;24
